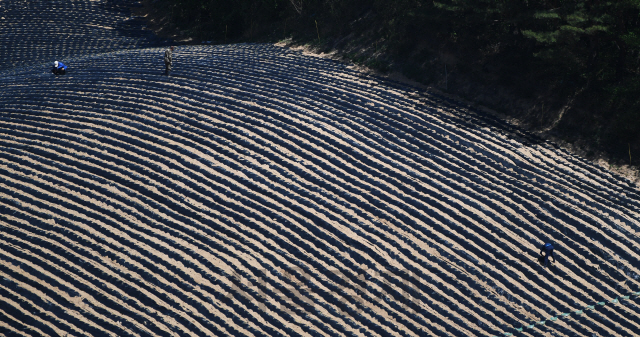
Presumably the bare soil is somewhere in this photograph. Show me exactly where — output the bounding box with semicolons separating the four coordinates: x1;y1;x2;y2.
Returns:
2;46;640;336
2;2;640;336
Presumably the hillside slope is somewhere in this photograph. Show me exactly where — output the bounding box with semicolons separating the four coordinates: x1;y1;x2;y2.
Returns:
1;44;640;336
140;0;640;174
2;0;640;336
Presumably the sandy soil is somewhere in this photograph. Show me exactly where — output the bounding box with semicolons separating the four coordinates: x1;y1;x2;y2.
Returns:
1;1;640;336
0;44;639;337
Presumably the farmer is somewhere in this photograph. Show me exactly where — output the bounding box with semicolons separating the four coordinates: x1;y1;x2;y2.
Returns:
539;242;556;267
164;46;174;76
52;61;67;75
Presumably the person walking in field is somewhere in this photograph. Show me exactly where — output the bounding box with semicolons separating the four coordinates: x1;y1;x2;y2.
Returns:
540;242;556;267
52;61;67;75
164;46;174;76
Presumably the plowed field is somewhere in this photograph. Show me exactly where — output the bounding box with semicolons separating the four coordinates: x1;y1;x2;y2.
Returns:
1;2;640;337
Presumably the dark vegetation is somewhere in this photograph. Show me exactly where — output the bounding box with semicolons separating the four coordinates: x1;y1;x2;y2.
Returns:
144;0;640;167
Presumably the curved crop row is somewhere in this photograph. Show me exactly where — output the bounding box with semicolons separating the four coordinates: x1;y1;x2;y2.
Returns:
1;44;639;337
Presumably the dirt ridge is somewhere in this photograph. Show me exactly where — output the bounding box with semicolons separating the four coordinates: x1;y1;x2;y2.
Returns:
1;44;639;336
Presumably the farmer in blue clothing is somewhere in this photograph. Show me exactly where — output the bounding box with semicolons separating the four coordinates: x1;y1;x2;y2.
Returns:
52;61;67;75
539;243;555;267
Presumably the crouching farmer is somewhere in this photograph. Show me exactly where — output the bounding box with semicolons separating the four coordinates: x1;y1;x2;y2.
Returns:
539;242;556;267
52;61;67;75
